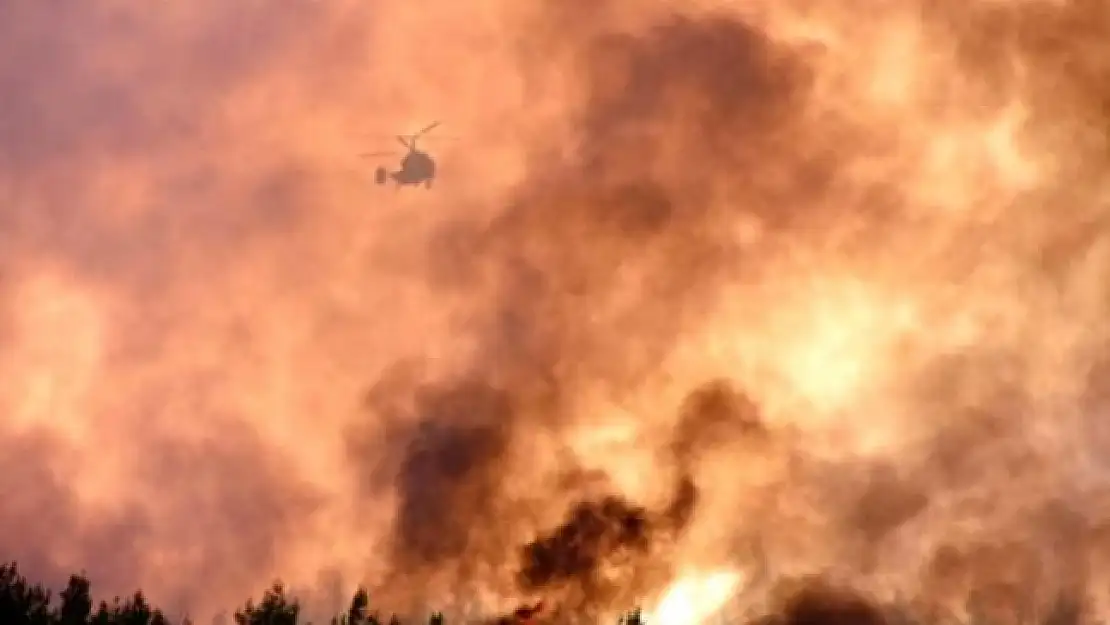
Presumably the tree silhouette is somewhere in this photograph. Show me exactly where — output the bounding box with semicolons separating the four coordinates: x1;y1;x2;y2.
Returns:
58;574;93;625
0;566;173;625
16;555;1056;625
330;587;390;625
0;563;657;625
347;588;369;625
235;583;299;625
84;592;167;625
0;562;53;625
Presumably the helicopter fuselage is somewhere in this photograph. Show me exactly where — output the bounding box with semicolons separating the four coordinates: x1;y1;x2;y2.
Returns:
389;150;435;188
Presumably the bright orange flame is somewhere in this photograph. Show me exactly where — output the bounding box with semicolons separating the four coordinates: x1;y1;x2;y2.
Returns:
647;570;745;625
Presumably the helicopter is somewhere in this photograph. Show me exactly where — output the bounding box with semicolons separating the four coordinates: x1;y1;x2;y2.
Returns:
361;121;442;189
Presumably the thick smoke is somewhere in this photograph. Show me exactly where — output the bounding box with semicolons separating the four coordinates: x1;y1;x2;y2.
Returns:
3;0;1110;623
347;5;814;617
753;579;889;625
516;475;697;606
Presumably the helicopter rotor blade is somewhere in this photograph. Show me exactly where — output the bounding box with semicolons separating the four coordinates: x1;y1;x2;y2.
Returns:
415;121;440;137
396;135;413;149
359;152;397;158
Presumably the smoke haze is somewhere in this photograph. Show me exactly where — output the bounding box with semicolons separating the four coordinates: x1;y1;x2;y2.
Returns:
2;0;1109;623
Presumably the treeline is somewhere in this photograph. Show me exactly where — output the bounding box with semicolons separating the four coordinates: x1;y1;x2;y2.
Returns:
6;560;1094;625
0;562;649;625
2;561;304;625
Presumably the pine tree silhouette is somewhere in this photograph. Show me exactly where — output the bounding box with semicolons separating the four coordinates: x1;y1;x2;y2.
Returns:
57;574;93;625
0;559;665;625
235;583;300;625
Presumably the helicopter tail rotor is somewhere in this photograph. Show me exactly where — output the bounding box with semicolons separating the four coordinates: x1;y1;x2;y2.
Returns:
374;167;389;185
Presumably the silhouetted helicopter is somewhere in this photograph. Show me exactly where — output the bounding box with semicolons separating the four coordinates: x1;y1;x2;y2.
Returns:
361;121;442;189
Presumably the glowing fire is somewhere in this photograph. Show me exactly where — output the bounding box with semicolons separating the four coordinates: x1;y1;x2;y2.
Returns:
646;570;745;625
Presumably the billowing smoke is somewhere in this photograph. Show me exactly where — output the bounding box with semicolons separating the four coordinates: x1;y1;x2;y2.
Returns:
2;0;1110;622
514;481;691;619
753;579;889;625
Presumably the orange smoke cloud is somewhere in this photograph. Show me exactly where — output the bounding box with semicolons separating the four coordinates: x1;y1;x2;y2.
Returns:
2;0;1109;623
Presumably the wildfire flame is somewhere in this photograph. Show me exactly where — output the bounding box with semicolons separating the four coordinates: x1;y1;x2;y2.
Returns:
1;0;1109;622
646;570;745;625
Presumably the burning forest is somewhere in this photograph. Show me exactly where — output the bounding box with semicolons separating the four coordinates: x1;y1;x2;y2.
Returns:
2;0;1110;623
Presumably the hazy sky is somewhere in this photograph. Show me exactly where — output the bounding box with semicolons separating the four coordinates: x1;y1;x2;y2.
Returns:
2;1;1109;623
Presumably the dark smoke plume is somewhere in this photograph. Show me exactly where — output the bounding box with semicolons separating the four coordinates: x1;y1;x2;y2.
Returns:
518;496;652;611
516;476;697;615
755;579;888;625
672;380;768;467
390;382;516;569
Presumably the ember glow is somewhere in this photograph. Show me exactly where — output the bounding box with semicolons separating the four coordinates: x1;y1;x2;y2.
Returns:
1;0;1108;623
646;570;744;625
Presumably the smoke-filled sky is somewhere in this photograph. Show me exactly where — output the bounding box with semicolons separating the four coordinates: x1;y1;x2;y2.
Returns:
2;0;1109;623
